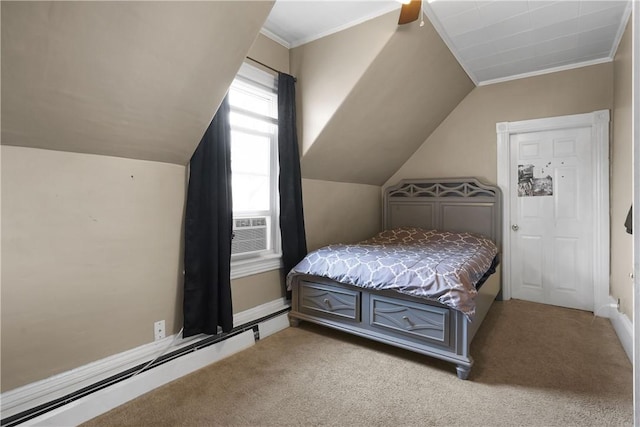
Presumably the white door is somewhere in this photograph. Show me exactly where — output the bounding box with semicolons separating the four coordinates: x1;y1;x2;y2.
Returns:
510;126;594;311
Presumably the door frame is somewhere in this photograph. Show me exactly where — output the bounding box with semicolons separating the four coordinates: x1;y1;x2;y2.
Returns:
496;110;610;314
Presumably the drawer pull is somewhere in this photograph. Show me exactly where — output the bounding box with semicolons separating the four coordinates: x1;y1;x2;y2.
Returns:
323;298;332;309
402;315;413;327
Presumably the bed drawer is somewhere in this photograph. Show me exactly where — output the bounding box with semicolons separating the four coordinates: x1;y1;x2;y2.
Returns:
299;281;360;321
369;296;450;346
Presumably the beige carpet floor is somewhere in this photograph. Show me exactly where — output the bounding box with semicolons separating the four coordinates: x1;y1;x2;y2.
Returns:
83;300;633;426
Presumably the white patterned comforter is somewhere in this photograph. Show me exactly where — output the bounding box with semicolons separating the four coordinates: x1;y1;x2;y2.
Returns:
287;227;498;320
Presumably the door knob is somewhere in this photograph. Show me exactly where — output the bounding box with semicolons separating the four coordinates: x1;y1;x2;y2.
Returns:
511;224;519;231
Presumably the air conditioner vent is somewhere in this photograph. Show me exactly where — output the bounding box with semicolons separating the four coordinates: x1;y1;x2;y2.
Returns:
232;216;268;255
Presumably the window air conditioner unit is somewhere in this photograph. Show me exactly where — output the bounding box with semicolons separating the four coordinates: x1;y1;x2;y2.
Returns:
232;217;268;255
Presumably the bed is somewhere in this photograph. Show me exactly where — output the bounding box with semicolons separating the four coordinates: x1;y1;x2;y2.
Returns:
287;178;502;380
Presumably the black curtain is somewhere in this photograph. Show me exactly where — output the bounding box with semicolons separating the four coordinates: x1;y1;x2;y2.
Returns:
183;96;233;337
278;73;307;288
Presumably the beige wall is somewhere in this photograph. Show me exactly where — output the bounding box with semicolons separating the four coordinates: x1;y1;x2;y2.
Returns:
289;14;392;252
1;147;186;391
248;33;290;74
386;63;614;187
0;31;289;393
290;12;396;155
302;179;381;251
232;270;285;314
611;19;633;319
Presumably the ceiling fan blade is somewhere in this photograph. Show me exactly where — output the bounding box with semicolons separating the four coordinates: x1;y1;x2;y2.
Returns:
398;0;421;25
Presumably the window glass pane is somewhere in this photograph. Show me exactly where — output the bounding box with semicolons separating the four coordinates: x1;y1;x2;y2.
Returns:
231;131;270;212
229;86;273;118
232;174;270;212
228;62;280;260
229;112;275;134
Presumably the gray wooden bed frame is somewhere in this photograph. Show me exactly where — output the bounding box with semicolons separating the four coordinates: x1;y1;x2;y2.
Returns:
288;178;502;380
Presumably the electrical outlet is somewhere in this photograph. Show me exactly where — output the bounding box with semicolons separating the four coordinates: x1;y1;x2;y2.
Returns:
154;320;165;341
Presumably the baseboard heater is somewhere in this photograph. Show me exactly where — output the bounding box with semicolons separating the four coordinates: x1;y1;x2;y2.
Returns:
1;308;290;427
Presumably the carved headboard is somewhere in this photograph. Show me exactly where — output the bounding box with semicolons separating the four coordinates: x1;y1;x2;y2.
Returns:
383;178;502;248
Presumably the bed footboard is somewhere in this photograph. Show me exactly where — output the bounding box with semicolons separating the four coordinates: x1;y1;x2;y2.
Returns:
289;272;500;379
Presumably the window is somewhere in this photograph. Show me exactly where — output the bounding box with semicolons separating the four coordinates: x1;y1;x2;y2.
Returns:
228;63;281;278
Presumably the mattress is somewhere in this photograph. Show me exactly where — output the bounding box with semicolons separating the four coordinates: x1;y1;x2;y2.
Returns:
287;227;499;319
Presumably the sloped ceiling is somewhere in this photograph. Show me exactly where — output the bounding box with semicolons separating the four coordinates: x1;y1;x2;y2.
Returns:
293;11;474;186
290;11;397;156
1;1;273;164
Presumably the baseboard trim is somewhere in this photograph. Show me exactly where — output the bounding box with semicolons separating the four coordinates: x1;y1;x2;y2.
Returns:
257;310;291;339
608;296;633;363
26;331;256;427
233;297;288;328
2;298;290;425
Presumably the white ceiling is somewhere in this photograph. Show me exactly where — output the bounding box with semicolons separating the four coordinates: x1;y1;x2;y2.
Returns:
263;0;632;85
262;1;401;47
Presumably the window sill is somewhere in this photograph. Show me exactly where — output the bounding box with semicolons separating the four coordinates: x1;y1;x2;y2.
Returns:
230;253;283;280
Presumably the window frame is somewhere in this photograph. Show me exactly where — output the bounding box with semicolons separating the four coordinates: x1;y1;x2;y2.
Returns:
229;63;282;279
